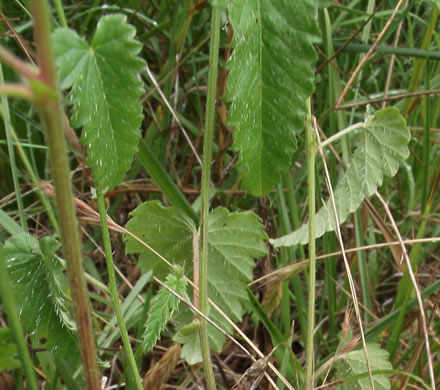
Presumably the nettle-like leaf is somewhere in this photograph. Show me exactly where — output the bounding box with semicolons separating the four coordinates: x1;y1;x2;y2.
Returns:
272;107;410;247
334;344;392;390
1;234;79;362
125;201;267;363
142;268;188;353
226;0;320;196
53;14;145;192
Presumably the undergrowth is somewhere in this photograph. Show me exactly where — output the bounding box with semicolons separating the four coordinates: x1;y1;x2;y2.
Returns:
0;1;439;389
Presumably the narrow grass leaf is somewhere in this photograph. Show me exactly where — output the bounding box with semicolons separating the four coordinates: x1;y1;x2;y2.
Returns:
272;107;410;247
226;0;320;196
53;14;145;192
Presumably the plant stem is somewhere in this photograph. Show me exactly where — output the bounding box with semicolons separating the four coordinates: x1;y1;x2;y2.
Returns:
53;0;67;27
0;258;39;390
30;1;101;388
0;64;27;232
198;6;221;390
305;98;317;390
96;189;143;390
319;121;364;149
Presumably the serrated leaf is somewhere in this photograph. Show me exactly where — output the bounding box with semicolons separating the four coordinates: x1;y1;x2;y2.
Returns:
1;234;79;363
272;107;410;247
142;269;188;353
53;14;145;192
226;0;320;196
125;201;267;363
334;344;392;390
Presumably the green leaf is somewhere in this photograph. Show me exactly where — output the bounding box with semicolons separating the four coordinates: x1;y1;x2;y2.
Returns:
334;344;392;390
125;201;267;363
142;268;188;353
53;14;145;192
0;328;20;372
2;234;79;363
271;107;410;247
225;0;320;196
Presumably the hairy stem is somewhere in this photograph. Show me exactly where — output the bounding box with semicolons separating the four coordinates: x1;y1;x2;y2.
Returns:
30;1;101;388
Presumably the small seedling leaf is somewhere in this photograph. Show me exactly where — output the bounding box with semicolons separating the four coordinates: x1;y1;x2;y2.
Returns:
142;268;188;353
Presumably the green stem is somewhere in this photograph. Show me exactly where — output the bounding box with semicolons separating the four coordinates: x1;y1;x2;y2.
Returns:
401;5;438;117
320;122;364;149
0;64;27;232
8;123;59;233
198;6;221;390
422;60;430;211
53;0;67;27
0;258;39;390
30;1;101;388
96;189;143;390
305;98;317;390
332;42;440;60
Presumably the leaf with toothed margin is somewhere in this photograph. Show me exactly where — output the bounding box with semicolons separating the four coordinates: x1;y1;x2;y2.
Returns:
53;14;144;192
1;233;79;364
124;201;268;364
271;107;410;248
142;267;188;353
225;0;320;196
333;343;392;390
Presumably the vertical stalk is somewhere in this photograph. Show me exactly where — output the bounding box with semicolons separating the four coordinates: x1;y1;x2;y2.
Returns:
0;258;39;390
305;98;317;390
96;189;143;390
198;6;221;390
0;64;27;232
422;59;430;211
30;1;101;388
